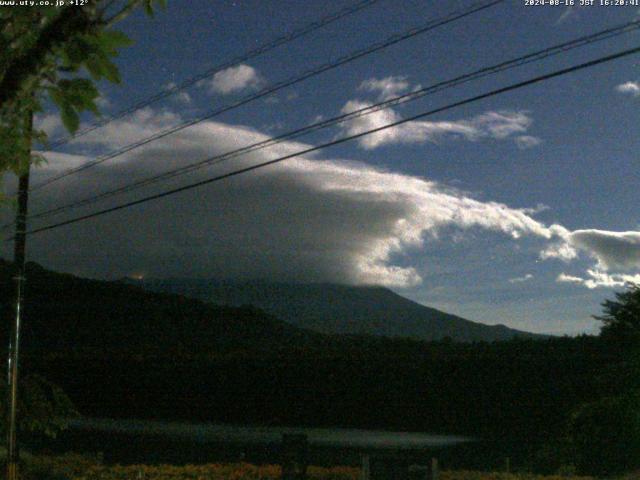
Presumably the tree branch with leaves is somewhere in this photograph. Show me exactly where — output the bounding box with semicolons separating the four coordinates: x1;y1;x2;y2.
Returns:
595;282;640;345
0;0;167;178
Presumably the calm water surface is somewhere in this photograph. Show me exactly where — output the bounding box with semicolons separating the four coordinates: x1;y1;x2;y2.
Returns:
69;417;472;450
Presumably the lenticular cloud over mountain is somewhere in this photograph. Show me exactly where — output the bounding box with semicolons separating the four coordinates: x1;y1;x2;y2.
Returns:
3;108;638;289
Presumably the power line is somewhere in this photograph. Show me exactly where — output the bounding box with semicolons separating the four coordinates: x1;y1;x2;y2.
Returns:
16;18;640;226
45;0;383;149
28;0;504;193
16;44;640;240
32;0;501;190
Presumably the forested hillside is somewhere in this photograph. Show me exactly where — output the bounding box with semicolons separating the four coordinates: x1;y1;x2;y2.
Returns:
138;278;546;342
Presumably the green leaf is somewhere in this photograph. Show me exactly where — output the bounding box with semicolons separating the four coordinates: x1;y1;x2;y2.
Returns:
98;29;132;51
143;0;168;15
86;99;100;115
60;103;79;133
47;87;65;109
141;0;168;16
85;56;105;80
100;59;121;84
144;0;154;16
30;152;47;168
59;78;99;103
62;37;95;67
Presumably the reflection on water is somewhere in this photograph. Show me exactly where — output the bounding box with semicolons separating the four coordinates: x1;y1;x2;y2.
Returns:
69;417;472;449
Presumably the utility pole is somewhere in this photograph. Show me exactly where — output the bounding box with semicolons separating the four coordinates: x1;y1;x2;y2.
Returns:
6;109;32;480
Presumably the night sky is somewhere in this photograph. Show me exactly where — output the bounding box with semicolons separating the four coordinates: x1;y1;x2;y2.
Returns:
2;0;640;335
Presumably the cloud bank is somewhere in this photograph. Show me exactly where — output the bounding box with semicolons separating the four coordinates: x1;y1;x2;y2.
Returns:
8;105;638;291
343;77;542;151
340;100;536;150
2;107;572;286
557;270;640;289
544;230;640;288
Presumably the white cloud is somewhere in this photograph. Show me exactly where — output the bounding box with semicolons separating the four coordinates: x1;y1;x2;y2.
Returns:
509;273;533;284
163;82;192;105
96;95;111;110
557;270;640;289
206;64;262;95
568;229;640;270
540;240;577;262
177;92;192;104
359;76;415;101
69;107;180;152
554;7;574;25
31;150;90;172
615;81;640;97
4;108;572;287
23;108;637;292
544;230;640;289
515;135;542;149
34;113;64;138
543;229;640;270
339;101;533;150
521;203;550;215
557;273;585;285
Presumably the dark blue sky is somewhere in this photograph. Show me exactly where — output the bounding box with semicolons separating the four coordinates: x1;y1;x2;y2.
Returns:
7;0;640;335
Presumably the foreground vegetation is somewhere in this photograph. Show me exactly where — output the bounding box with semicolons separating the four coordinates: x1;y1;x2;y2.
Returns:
21;453;603;480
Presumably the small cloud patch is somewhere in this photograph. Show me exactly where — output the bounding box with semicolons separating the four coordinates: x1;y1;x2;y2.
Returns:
616;81;640;97
205;64;262;95
515;135;542;149
509;273;533;284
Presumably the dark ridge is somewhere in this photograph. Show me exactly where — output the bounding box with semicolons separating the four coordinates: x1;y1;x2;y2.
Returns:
136;278;548;342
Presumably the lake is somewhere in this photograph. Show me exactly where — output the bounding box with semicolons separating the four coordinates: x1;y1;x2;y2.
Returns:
46;417;490;467
69;417;471;449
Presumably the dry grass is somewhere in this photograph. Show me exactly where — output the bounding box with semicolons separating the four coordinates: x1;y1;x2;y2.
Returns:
20;454;604;480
